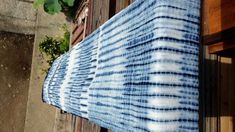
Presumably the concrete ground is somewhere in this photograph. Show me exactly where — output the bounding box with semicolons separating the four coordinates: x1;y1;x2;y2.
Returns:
0;31;34;132
0;0;70;131
24;7;70;132
0;0;36;34
0;1;36;131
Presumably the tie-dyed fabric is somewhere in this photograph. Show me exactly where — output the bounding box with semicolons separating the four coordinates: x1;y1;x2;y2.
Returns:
43;0;201;131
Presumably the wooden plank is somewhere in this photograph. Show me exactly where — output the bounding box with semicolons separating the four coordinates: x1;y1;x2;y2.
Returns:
203;0;235;47
81;119;100;132
203;0;235;36
75;117;82;132
202;0;235;55
73;30;84;45
208;41;235;56
72;24;84;44
203;27;235;45
129;0;135;3
91;0;110;32
54;109;75;132
109;0;116;18
73;25;79;34
72;0;88;45
86;0;94;35
116;0;130;13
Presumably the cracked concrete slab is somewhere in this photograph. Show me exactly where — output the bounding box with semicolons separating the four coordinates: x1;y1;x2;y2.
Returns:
0;0;36;34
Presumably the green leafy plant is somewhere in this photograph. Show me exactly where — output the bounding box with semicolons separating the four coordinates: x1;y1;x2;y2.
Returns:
33;0;78;19
39;24;70;70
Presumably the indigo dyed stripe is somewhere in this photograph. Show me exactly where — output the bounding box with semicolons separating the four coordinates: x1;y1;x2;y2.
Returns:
42;0;200;131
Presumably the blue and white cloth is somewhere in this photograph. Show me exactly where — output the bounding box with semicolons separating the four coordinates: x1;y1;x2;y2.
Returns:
43;0;200;131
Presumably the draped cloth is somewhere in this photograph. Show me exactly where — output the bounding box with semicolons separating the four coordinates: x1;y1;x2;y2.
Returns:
43;0;201;131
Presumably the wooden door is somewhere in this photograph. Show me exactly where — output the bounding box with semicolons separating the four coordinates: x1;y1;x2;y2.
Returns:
202;0;235;132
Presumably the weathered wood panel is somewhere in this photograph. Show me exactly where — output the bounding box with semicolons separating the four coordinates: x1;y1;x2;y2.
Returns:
203;0;235;36
116;0;130;13
208;41;235;55
80;119;101;132
54;109;76;132
86;0;93;35
72;24;84;44
203;0;235;56
91;0;110;32
72;1;88;45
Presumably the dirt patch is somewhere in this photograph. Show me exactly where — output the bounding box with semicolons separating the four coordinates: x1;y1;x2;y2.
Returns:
0;31;34;132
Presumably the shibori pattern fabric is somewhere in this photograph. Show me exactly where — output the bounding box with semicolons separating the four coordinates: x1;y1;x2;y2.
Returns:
43;29;100;118
43;0;201;131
